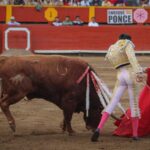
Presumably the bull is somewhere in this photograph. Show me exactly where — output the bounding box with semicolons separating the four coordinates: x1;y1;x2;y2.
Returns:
0;55;103;135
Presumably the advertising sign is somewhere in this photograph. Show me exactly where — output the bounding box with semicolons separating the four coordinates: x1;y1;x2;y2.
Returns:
107;9;133;24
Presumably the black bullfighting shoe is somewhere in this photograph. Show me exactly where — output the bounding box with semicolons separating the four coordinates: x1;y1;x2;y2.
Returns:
91;129;100;142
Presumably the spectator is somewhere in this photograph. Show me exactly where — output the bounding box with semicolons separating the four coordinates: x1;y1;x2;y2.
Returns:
33;0;42;11
42;0;50;5
54;0;63;5
125;0;138;6
101;0;113;6
141;0;149;6
8;0;14;4
80;0;90;6
73;16;84;26
115;0;127;6
2;0;14;4
63;0;69;5
109;0;117;5
0;0;8;4
52;17;62;26
135;0;140;6
7;16;20;26
67;0;80;6
88;17;99;27
92;0;101;5
62;16;73;26
25;0;34;5
14;0;25;5
44;0;63;6
32;0;42;5
46;0;63;6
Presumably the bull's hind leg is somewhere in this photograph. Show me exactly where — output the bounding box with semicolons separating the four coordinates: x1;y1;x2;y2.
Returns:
0;99;16;132
0;92;26;132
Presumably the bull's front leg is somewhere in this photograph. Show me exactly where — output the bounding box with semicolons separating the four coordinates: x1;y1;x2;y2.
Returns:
60;119;66;133
62;95;77;135
63;109;75;135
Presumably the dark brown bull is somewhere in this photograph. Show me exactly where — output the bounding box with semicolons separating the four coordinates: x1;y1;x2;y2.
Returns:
0;55;103;134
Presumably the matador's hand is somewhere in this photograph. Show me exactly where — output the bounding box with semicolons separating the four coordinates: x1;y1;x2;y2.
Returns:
136;73;144;82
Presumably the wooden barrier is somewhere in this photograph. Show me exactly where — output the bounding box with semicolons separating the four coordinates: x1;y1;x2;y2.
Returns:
0;25;150;53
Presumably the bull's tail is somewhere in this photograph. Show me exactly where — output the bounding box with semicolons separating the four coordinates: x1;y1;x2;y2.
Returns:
89;66;127;119
76;64;126;119
86;64;110;109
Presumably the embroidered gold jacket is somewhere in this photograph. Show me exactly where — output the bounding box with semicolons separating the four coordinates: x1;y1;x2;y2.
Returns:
105;39;143;73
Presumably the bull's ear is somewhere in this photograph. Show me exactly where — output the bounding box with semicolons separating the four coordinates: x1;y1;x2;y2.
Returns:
0;56;7;64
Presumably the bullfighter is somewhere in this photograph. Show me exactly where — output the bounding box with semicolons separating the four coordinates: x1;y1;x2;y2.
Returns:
91;33;144;142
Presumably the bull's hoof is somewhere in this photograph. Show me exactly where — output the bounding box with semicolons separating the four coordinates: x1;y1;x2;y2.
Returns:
132;136;140;141
9;123;16;132
60;122;66;132
60;127;66;133
91;131;99;142
68;130;76;136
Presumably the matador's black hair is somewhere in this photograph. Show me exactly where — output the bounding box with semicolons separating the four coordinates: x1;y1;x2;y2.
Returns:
119;33;132;41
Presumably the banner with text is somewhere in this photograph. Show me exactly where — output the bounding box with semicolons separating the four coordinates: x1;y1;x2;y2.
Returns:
107;9;133;24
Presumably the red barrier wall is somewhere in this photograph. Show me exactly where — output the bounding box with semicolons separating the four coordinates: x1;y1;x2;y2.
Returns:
0;6;6;22
12;6;89;23
12;7;89;22
1;25;150;53
0;25;2;52
13;6;150;23
8;31;28;49
1;6;150;24
12;7;47;22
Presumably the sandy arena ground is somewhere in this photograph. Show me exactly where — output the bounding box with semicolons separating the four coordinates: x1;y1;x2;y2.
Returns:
0;55;150;150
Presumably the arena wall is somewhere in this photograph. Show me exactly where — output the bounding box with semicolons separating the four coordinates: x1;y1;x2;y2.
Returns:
1;6;150;24
0;25;150;53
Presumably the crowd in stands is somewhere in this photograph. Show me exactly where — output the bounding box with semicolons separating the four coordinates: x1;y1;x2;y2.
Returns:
0;0;150;6
52;16;99;26
7;15;100;27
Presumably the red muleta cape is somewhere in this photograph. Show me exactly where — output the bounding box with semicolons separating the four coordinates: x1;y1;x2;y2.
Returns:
113;68;150;137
